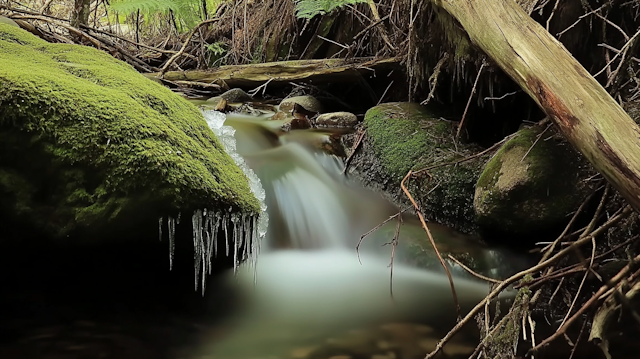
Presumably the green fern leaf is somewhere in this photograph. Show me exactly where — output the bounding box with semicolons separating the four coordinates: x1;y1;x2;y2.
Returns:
109;0;180;15
294;0;368;20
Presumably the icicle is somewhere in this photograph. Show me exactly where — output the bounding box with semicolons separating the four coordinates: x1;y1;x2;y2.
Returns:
168;216;176;271
252;215;259;283
158;217;163;241
201;209;210;296
231;213;238;273
243;214;250;263
213;211;220;261
192;210;203;292
224;213;230;257
203;209;211;281
237;213;245;262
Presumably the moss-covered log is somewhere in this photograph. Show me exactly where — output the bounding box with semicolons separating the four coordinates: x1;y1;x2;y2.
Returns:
437;0;640;212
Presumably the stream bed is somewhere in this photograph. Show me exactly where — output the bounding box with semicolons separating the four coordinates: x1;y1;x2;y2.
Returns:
0;108;524;359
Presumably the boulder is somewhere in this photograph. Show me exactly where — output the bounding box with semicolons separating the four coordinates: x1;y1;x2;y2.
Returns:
316;112;358;128
474;125;596;237
0;24;260;242
278;95;323;114
343;102;489;234
219;88;252;103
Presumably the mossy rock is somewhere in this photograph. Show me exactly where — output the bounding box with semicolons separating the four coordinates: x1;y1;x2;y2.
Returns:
346;102;488;234
474;126;595;237
0;24;260;241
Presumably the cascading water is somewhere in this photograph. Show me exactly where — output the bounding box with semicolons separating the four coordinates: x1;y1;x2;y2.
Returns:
195;109;516;358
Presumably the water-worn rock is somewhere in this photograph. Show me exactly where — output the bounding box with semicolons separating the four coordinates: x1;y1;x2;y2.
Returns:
474;125;596;237
0;24;259;242
344;102;489;234
315;112;358;128
279;95;323;114
219;88;252;103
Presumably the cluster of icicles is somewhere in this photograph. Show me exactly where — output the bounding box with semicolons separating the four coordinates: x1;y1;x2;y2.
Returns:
158;210;260;295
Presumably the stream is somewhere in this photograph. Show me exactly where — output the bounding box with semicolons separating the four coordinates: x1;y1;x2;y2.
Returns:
196;110;518;359
0;108;521;359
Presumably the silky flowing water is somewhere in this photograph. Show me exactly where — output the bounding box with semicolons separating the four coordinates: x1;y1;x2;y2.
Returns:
196;110;518;359
0;108;522;359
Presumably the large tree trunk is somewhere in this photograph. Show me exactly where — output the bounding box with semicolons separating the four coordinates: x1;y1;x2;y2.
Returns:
70;0;90;28
438;0;640;211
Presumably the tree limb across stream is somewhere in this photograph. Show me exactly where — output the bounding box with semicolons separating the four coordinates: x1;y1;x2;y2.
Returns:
147;57;401;88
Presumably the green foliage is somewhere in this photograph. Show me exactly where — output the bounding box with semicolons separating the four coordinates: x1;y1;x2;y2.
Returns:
294;0;368;20
206;41;227;66
206;41;226;56
108;0;223;32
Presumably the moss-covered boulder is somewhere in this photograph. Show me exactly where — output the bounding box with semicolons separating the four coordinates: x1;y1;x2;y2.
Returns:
474;125;595;237
0;24;260;241
344;102;489;234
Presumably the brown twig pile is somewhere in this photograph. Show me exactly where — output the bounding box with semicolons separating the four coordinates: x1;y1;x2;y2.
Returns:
401;176;640;358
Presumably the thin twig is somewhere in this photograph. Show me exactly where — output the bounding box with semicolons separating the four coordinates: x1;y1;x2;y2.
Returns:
389;213;403;297
521;123;552;162
546;0;561;31
558;236;597;329
356;206;412;264
484;90;521;101
556;4;607;38
377;80;394;105
448;255;501;283
342;129;367;175
317;35;349;49
457;62;486;139
594;28;640;78
529;252;640;354
401;171;461;320
424;206;632;358
161;17;220;75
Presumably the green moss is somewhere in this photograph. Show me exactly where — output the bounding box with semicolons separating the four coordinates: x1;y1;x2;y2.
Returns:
364;102;488;234
364;102;444;178
434;8;473;61
0;24;259;237
475;126;593;235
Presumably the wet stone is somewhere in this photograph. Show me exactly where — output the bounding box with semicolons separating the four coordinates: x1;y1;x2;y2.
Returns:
315;112;358;128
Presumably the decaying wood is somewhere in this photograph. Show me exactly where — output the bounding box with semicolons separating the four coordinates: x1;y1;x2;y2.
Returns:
150;57;400;88
437;0;640;213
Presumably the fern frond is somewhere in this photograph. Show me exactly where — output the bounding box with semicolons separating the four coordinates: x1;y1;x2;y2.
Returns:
294;0;368;20
109;0;180;15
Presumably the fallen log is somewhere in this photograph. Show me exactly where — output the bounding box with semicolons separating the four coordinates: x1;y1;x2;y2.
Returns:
147;57;400;89
437;0;640;212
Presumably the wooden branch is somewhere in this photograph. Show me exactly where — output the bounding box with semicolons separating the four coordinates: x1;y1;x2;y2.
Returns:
365;0;396;51
436;0;640;213
152;57;400;88
424;206;632;358
160;17;221;75
401;171;461;320
529;253;640;354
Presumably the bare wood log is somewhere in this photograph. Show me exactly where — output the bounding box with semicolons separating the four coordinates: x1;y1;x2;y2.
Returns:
437;0;640;212
150;57;400;88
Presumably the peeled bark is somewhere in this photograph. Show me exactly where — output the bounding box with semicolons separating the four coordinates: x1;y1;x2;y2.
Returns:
437;0;640;211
